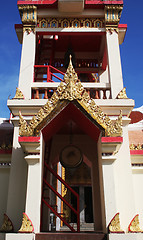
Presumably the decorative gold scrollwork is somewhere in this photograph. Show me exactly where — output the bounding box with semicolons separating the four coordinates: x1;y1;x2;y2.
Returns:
108;213;124;233
19;57;122;137
0;214;13;232
13;88;24;99
117;88;128;99
128;214;143;233
19;213;34;233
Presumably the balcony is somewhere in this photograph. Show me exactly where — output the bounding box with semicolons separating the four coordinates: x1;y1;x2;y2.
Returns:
32;65;111;100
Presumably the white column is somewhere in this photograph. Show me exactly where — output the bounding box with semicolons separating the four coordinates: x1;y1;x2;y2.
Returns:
18;31;36;99
102;160;117;228
24;135;44;233
113;121;136;232
6;123;27;231
25;155;41;233
106;31;123;98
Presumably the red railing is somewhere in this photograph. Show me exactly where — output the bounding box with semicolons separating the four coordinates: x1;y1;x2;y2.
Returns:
42;162;80;232
34;65;64;83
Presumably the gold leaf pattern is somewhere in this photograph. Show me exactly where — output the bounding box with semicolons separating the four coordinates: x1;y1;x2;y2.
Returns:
19;58;122;137
19;213;34;233
128;214;142;232
0;214;13;232
13;88;24;99
108;213;124;233
117;88;128;99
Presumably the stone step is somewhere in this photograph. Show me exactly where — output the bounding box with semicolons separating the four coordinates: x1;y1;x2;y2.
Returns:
60;223;94;232
35;233;107;240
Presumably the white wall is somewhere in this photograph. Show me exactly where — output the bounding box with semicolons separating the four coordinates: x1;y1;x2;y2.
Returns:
0;164;10;227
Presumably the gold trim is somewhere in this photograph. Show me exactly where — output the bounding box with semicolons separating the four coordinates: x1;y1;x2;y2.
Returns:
128;214;142;233
19;213;34;233
19;57;122;137
62;167;67;197
18;5;37;24
0;214;13;232
130;144;143;150
117;88;128;99
13;88;24;99
108;213;124;233
105;5;123;33
37;17;104;29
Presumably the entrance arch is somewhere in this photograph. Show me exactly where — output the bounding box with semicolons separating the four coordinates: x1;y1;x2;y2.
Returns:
40;103;106;232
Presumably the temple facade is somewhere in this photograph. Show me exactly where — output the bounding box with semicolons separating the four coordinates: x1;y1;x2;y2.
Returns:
0;0;143;240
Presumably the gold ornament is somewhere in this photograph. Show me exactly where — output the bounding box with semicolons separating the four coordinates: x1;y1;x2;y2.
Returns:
19;112;34;136
130;144;135;150
128;214;142;233
59;56;83;101
0;214;13;232
62;167;67;198
37;17;104;29
19;57;122;138
117;88;128;99
137;144;142;150
19;213;34;233
13;88;24;99
18;5;37;24
108;213;124;233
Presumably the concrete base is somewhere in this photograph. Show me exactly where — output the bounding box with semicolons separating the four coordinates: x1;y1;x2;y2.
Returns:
108;233;143;240
0;233;35;240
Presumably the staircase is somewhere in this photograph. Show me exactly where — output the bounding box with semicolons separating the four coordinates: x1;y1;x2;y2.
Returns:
35;232;107;240
60;223;94;232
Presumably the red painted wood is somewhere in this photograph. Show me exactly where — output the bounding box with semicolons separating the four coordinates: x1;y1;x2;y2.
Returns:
0;149;12;154
42;199;76;232
101;137;123;143
118;24;127;29
18;136;40;142
130;150;143;155
17;0;57;5
85;0;123;4
43;162;80;232
35;233;107;240
42;102;101;143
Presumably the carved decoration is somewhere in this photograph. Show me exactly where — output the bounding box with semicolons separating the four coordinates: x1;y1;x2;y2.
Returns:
117;88;128;99
137;144;142;150
62;167;67;197
130;144;143;150
130;144;135;150
13;88;24;99
18;5;37;24
108;213;124;233
0;214;13;232
19;57;122;137
19;213;34;233
128;214;143;233
37;17;104;29
105;5;123;33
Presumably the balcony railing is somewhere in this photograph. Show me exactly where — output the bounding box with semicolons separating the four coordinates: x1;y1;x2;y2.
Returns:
32;65;111;99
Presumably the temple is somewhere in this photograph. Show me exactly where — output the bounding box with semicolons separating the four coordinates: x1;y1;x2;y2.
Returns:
0;0;143;240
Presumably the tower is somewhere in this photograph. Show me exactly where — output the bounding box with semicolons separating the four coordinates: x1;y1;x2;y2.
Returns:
1;0;143;240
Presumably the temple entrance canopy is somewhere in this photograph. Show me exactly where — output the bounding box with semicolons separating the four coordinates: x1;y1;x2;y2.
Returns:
18;58;122;232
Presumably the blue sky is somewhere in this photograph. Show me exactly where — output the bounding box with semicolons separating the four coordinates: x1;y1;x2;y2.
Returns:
0;0;142;118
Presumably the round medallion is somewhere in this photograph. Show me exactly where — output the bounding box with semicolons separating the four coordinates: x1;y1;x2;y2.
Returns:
60;145;83;168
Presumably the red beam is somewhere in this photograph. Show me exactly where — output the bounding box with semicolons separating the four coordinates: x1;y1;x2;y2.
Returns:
130;150;143;155
0;149;12;154
18;136;40;142
101;137;123;143
118;24;127;29
85;0;123;4
17;0;57;5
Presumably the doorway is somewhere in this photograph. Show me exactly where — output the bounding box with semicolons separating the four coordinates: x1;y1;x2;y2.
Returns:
71;186;93;224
